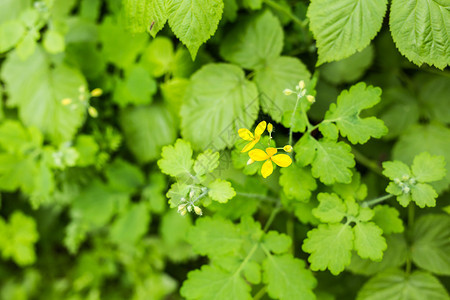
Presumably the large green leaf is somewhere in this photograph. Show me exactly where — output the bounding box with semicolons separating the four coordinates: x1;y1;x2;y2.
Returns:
181;63;259;150
1;47;86;143
167;0;224;59
390;0;450;69
357;269;450;300
120;105;177;163
308;0;388;64
220;10;283;70
254;56;311;122
124;0;167;37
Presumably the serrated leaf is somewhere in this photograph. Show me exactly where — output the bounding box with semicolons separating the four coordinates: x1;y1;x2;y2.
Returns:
348;234;407;276
167;0;223;59
393;124;450;193
181;64;259;150
220;10;283;69
194;150;219;176
372;205;404;235
279;164;317;202
187;217;242;257
243;261;261;285
303;223;354;275
357;269;450;300
124;0;167;37
382;161;411;180
311;139;355;185
263;255;316;300
353;222;386;261
323;82;387;144
313;193;346;223
308;0;387;64
158;139;194;177
411;183;437;208
255;56;311;122
262;231;292;254
180;265;252;300
412;214;450;275
390;0;450;69
120;105;177;164
2;47;86;143
411;152;446;183
208;179;236;203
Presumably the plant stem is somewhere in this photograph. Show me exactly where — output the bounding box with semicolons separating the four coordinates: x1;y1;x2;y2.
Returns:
235;192;278;203
352;148;383;176
287;215;294;254
405;204;415;274
288;95;302;146
361;194;394;207
263;0;307;29
264;205;282;232
253;286;267;300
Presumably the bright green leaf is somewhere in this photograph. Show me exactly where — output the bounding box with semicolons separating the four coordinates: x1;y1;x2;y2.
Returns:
372;205;404;235
262;231;292;254
411;152;446;183
194;150;220;176
208;179;236;203
124;0;167;37
279;164;317;202
313;193;346;223
158;139;194;177
353;222;387;261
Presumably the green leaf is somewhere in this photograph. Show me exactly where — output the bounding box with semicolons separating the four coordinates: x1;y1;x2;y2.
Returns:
357;269;450;300
303;223;354;275
0;20;25;52
43;30;65;54
74;135;99;167
353;222;386;261
220;10;283;69
390;0;450;69
158;139;194;178
180;265;252;300
320;45;374;84
308;0;387;64
393;124;450;193
419;76;450;124
0;212;39;266
411;183;438;208
167;0;224;60
181;64;259;150
262;231;292;254
188;217;242;257
412;214;450;275
323;82;387;144
140;37;174;77
310;139;355;185
348;234;408;276
208;179;236;203
411;152;446;183
263;255;316;300
2;47;86;143
105;159;145;193
110;202;150;246
255;56;311;122
382;161;411;180
243;261;261;284
0;0;30;23
313;193;346;223
371;205;404;235
279;164;317;202
124;0;167;37
194;150;220;176
120;105;177;163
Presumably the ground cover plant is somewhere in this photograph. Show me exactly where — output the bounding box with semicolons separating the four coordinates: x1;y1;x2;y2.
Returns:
0;0;449;299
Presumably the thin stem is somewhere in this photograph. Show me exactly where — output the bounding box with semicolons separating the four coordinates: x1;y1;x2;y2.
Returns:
263;205;282;232
361;194;394;207
263;0;307;29
233;244;259;276
287;215;294;254
352;148;383;176
235;192;278;203
288;95;301;146
253;286;267;300
406;204;415;274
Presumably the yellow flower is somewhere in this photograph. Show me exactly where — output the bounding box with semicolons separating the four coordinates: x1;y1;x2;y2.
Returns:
238;121;266;152
283;145;293;153
249;147;292;178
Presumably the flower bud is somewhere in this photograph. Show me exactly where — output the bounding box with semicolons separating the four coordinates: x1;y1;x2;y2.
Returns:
88;106;98;118
283;89;294;96
90;88;103;97
179;208;187;216
177;204;187;212
194;206;203;216
61;98;72;106
306;95;315;103
298;80;305;90
267;123;273;133
247;158;255;165
283;145;293;153
189;190;195;198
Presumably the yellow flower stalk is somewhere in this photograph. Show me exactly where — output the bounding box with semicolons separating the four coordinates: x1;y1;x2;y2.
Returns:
248;147;292;178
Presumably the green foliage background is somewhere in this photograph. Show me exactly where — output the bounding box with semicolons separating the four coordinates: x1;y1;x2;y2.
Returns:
0;0;449;299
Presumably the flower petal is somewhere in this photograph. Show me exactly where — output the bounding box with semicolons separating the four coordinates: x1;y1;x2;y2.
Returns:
271;154;292;167
241;140;258;152
254;121;267;137
249;149;270;161
261;160;274;178
238;128;254;141
265;147;277;157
